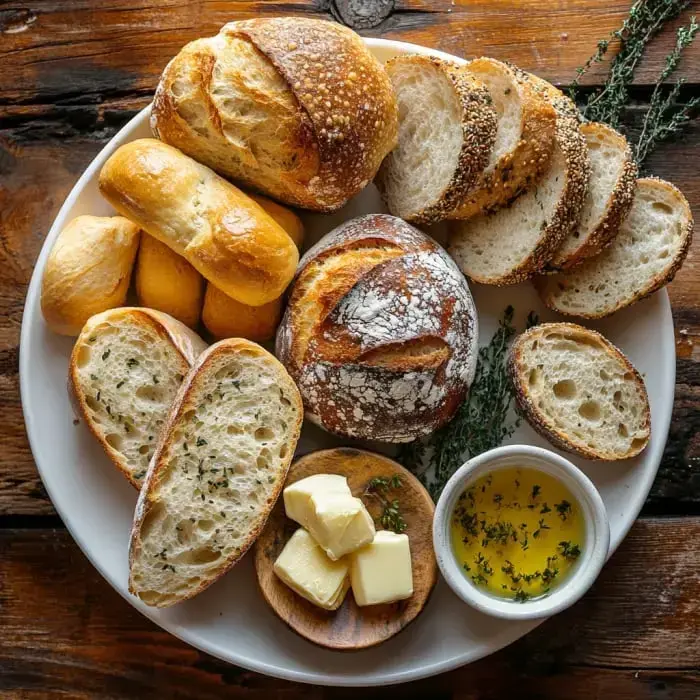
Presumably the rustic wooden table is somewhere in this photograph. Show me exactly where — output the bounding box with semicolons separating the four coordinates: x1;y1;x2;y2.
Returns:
1;1;699;697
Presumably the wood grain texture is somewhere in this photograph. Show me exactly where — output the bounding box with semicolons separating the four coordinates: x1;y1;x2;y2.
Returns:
0;519;698;697
254;448;437;650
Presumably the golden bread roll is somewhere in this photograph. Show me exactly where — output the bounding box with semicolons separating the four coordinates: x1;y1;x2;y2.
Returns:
150;17;398;211
202;195;304;341
135;235;205;329
41;215;140;335
98;138;299;306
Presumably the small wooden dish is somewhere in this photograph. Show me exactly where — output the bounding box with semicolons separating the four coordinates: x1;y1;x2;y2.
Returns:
254;447;438;650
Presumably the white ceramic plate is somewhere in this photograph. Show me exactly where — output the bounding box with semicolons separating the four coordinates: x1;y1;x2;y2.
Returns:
20;38;675;687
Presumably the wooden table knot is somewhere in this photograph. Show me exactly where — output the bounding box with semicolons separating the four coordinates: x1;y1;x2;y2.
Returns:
327;0;396;30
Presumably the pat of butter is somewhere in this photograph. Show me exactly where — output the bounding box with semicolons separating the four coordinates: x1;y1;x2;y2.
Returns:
350;530;414;606
273;528;350;610
283;474;376;560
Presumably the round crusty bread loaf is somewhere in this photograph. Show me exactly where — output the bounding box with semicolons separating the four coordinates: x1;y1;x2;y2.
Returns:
276;214;479;443
151;17;398;212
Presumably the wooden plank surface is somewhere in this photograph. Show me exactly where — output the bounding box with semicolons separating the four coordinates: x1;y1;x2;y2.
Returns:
0;519;698;698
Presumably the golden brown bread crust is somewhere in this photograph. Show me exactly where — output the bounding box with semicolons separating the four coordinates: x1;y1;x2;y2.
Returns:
151;18;398;212
69;308;208;488
202;286;282;341
41;215;141;336
276;214;479;443
448;58;557;220
99;138;299;306
246;192;305;249
508;323;650;460
135;235;204;329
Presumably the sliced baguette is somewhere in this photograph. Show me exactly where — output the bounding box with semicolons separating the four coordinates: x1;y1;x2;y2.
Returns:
509;323;650;460
535;177;694;318
447;58;556;220
375;55;497;224
448;79;589;285
548;122;637;270
129;338;303;607
70;308;208;488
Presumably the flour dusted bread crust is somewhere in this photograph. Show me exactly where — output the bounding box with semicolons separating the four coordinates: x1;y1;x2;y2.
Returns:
376;55;497;224
509;323;650;460
41;215;141;336
535;177;693;318
151;17;398;212
99;138;299;307
70;308;208;488
129;338;303;607
276;214;478;443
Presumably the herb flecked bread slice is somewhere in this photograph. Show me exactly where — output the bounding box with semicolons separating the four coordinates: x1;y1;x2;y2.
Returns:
448;78;589;285
375;54;497;225
447;57;556;220
129;338;303;607
70;308;208;488
509;323;650;460
547;122;638;271
535;177;693;318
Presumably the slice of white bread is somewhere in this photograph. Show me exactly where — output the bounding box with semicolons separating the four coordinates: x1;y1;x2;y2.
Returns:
129;338;303;607
535;177;694;318
447;58;556;220
375;55;497;224
448;79;589;285
509;323;650;460
70;308;208;488
548;122;637;270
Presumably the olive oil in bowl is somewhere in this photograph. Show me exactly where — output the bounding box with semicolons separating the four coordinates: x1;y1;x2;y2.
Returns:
450;467;585;602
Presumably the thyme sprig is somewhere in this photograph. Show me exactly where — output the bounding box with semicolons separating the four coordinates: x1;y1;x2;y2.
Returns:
364;475;407;533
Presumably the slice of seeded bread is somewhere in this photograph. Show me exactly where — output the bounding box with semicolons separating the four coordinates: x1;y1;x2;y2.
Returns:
375;55;497;225
509;323;650;460
447;78;589;285
129;338;303;607
447;57;556;220
548;122;638;270
69;308;208;488
535;177;694;318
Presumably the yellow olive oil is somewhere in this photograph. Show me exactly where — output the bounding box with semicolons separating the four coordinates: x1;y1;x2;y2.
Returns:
450;468;585;602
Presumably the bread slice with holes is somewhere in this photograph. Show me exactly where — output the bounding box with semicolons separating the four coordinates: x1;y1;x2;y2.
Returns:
128;338;303;607
447;78;589;285
70;308;208;488
535;177;693;318
547;122;638;270
447;57;556;220
375;55;497;224
509;323;650;460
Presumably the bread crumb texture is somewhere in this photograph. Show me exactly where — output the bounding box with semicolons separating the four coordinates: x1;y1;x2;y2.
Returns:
276;214;478;443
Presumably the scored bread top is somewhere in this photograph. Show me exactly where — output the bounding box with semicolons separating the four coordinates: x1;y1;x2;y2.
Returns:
129;338;303;607
152;17;398;212
376;54;497;224
509;322;650;460
276;214;478;443
535;177;694;318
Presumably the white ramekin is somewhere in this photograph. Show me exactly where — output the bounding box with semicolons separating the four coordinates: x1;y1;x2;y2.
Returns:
433;444;610;620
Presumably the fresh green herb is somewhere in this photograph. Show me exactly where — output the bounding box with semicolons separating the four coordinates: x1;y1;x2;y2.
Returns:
559;541;582;560
514;590;531;603
471;573;489;586
364;475;407;533
531;484;541;499
555;500;572;520
126;358;139;369
101;349;111;361
196;437;208;447
540;503;552;514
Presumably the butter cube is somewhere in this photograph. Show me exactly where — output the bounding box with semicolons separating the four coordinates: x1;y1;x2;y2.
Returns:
273;528;350;610
283;474;376;560
350;530;414;606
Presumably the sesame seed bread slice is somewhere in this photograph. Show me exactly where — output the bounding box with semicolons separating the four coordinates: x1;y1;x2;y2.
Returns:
447;58;556;220
375;55;497;225
69;308;208;488
447;79;589;285
508;323;650;460
129;338;303;607
535;177;693;318
548;122;638;270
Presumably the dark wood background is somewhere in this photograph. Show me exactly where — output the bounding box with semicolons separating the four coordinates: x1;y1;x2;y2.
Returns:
0;1;698;697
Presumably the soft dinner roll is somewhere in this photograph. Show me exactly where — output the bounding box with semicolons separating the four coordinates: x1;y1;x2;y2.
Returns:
151;17;398;211
99;139;299;306
41;215;140;336
276;214;479;443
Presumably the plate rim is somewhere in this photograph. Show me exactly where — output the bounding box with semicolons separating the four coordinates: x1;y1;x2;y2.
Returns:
19;36;676;687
